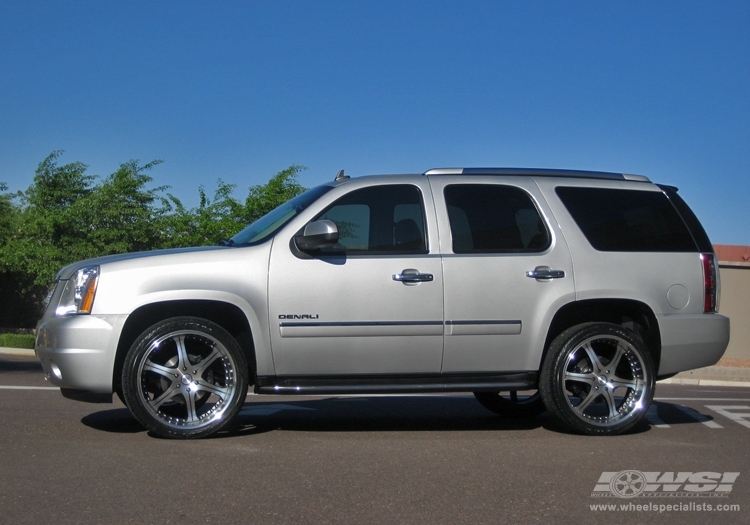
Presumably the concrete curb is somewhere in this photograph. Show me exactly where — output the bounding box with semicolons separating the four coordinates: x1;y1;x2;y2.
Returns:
658;378;750;388
0;347;35;357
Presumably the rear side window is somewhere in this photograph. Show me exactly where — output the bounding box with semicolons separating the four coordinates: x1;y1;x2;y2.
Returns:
555;187;697;252
444;184;550;253
658;184;713;253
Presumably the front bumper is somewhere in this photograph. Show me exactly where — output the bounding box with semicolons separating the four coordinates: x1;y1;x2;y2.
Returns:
35;314;127;395
657;313;731;376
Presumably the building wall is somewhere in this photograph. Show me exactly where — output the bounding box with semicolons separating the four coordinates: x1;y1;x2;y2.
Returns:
718;266;750;360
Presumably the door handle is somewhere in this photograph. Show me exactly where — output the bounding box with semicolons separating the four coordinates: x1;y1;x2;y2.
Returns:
526;266;565;281
393;268;434;284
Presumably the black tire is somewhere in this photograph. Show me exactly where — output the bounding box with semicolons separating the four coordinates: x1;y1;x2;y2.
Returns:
539;322;655;436
122;317;248;439
473;391;546;418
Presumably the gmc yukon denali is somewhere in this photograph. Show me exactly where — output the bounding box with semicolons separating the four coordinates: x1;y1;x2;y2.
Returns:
35;168;730;438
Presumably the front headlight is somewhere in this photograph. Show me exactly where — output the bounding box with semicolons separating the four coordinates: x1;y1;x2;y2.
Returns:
55;265;100;316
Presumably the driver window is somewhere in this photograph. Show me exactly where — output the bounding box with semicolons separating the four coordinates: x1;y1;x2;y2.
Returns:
315;185;427;255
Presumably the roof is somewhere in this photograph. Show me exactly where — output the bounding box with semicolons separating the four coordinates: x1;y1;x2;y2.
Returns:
714;244;750;267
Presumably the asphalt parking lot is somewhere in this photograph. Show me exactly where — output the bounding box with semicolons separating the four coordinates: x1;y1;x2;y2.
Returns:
1;353;748;525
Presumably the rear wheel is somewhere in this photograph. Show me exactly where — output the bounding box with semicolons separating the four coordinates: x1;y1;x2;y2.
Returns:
473;390;546;418
540;322;654;435
122;317;248;439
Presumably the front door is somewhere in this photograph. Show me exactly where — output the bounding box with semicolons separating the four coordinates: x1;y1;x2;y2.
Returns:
268;181;444;375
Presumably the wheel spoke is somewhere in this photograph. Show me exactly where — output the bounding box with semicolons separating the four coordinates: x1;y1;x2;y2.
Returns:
609;377;638;390
602;388;619;418
564;371;597;386
175;335;190;371
607;344;626;372
582;342;604;374
574;387;601;413
184;390;199;422
143;360;177;380
195;348;221;376
149;382;181;410
194;379;230;399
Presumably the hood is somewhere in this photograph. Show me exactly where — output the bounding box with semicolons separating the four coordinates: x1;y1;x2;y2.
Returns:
55;246;228;280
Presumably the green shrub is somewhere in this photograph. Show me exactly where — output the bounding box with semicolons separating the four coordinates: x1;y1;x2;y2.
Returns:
0;333;35;349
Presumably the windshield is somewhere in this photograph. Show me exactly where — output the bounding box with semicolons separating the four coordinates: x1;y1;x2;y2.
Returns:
228;184;333;246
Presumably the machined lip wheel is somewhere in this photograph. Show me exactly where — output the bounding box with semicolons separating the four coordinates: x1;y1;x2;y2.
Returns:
123;318;248;439
137;329;236;430
540;322;654;435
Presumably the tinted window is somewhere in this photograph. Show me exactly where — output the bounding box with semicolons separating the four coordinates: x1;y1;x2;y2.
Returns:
314;185;427;255
658;184;713;253
555;187;698;252
230;184;333;246
444;184;550;253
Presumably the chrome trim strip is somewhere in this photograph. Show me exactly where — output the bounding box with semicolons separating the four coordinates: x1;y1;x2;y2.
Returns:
280;319;522;337
445;320;521;325
280;321;443;328
256;372;537;395
279;320;444;338
445;320;522;336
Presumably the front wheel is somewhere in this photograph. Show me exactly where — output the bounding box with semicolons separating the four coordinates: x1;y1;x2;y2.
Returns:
539;322;654;435
122;317;249;439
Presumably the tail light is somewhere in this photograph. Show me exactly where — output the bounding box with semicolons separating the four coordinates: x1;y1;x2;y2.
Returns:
700;253;719;313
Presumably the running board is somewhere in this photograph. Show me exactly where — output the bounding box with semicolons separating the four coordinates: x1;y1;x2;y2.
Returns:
255;372;537;395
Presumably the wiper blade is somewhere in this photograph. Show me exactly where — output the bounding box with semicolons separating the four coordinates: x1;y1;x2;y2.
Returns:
218;238;236;246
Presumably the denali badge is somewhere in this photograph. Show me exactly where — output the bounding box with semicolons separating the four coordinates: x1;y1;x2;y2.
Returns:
279;314;320;320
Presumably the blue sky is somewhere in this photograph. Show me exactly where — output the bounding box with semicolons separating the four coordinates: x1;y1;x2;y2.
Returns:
1;1;748;244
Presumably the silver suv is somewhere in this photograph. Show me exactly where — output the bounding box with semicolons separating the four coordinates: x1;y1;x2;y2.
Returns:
35;168;730;438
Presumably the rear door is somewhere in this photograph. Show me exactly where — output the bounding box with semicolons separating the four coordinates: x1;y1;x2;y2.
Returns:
429;176;575;372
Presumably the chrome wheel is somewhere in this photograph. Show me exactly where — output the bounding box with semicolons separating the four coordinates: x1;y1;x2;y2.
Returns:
123;317;248;439
540;322;654;435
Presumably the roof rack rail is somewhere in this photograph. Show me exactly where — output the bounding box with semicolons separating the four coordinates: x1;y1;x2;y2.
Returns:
423;167;650;182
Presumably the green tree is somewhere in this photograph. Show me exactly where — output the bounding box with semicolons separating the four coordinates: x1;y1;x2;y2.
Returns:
1;152;96;287
0;152;308;327
0;179;50;327
242;165;307;223
161;165;307;247
0;182;12;243
161;179;246;248
84;159;170;255
1;152;170;287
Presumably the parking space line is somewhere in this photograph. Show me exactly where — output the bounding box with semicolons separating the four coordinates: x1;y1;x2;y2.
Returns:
706;405;750;429
655;397;750;401
672;404;723;428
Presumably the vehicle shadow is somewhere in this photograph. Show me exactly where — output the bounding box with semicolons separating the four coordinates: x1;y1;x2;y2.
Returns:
81;408;147;434
229;395;545;436
81;397;718;438
643;400;722;427
0;355;43;374
81;395;546;437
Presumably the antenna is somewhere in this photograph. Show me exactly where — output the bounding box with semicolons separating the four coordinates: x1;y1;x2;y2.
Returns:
335;169;350;181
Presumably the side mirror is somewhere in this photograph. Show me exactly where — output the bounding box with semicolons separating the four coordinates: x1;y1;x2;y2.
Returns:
295;220;339;251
